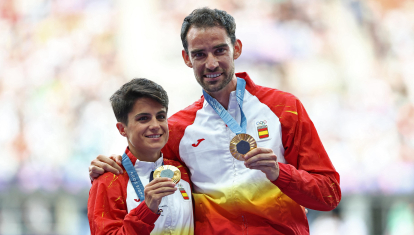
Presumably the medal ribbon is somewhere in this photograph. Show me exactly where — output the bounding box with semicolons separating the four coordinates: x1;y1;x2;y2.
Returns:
203;77;247;135
122;153;165;201
122;153;146;201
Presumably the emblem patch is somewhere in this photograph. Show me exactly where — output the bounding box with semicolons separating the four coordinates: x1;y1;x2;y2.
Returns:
178;184;190;200
256;120;269;139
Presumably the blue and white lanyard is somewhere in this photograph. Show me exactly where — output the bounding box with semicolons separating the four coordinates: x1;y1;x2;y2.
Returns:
122;153;163;202
203;77;247;135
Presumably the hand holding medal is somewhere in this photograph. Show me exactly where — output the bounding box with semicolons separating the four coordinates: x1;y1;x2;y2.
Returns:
243;147;280;181
144;175;178;214
122;154;179;214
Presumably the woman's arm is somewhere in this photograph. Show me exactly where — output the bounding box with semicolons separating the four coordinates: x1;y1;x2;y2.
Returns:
87;173;159;235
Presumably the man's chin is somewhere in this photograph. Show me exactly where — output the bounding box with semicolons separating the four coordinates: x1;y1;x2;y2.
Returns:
204;86;220;93
202;82;226;93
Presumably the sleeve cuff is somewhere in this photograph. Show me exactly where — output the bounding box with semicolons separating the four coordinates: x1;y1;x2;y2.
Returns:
273;163;292;189
130;201;160;225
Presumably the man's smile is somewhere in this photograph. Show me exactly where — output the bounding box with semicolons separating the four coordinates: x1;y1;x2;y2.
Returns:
204;73;223;78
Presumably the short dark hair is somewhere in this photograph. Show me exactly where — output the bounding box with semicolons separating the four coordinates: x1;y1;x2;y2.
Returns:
181;7;236;54
110;78;169;125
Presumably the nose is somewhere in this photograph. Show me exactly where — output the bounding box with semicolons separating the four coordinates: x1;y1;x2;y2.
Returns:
148;117;161;131
206;53;219;71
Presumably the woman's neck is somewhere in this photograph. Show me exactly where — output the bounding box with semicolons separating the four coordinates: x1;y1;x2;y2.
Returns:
129;147;161;162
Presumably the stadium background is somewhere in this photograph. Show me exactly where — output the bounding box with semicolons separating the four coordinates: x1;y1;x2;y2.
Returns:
0;0;413;234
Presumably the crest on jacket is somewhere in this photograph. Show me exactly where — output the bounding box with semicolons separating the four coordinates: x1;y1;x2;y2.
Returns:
256;120;269;139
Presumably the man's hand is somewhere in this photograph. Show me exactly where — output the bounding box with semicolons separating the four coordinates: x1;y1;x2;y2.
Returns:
144;178;177;214
243;147;280;181
89;154;123;180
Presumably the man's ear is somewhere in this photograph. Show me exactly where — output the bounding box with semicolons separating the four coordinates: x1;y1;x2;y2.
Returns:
116;122;127;137
233;39;242;60
182;50;193;68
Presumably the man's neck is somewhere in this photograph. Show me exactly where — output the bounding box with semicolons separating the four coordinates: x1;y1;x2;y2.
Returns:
208;77;237;110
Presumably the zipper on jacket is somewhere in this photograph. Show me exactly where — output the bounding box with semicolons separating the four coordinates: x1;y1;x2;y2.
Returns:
242;215;248;234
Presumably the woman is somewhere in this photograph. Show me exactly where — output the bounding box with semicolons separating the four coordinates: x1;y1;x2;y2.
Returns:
87;78;193;235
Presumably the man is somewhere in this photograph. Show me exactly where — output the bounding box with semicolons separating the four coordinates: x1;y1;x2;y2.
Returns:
89;7;341;234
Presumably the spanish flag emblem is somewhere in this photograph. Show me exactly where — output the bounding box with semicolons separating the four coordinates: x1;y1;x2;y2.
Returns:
257;126;269;139
179;187;190;200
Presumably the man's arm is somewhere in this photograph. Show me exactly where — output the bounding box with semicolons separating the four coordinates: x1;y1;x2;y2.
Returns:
244;97;341;211
89;155;123;180
273;163;340;211
275;98;341;211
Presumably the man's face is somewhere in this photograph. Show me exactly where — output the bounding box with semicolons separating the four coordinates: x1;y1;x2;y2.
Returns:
182;26;241;93
118;97;169;159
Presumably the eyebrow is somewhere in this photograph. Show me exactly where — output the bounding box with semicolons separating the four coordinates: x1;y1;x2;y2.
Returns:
190;43;229;54
213;43;229;49
190;48;204;54
134;110;167;119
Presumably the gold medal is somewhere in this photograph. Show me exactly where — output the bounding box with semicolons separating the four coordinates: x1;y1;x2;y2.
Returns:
229;133;257;161
153;165;181;184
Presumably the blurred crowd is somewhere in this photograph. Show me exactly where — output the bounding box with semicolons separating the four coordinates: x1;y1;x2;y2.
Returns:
0;0;126;194
0;0;413;234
